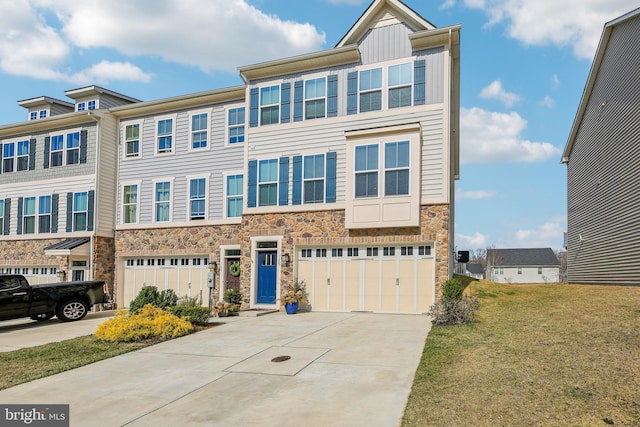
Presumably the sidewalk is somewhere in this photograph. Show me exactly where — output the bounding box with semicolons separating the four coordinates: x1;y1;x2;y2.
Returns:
0;312;431;427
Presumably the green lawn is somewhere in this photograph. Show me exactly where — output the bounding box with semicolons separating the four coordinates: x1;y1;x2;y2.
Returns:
403;280;640;426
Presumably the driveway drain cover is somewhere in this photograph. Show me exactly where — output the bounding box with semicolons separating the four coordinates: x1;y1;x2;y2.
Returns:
271;355;291;363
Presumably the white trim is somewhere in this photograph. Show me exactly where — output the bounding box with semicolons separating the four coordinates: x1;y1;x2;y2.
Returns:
187;108;212;152
303;76;328;120
120;120;142;160
250;235;283;309
222;170;244;219
301;152;327;204
219;244;242;302
154;114;177;156
186;174;210;221
152;177;174;223
48;127;83;168
119;180;142;225
224;105;246;147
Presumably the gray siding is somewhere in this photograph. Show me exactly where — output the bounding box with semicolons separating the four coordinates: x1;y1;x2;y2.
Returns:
100;94;137;109
118;100;245;225
96;113;118;237
358;23;414;64
566;15;640;284
49;105;74;116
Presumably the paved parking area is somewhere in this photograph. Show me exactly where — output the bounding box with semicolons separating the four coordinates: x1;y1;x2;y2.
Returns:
0;310;115;352
0;312;431;427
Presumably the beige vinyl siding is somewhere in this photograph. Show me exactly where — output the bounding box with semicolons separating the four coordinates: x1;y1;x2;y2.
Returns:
95;113;117;237
566;14;640;284
358;22;414;64
49;104;74;116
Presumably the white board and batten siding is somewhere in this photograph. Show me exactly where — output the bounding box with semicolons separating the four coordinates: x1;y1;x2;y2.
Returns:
566;14;640;284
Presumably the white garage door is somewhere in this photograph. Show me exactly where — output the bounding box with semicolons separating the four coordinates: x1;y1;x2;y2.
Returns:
297;245;435;314
122;256;210;308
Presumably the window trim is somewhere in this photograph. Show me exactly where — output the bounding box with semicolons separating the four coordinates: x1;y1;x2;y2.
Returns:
16;140;30;171
65;131;81;165
223;171;244;219
304;77;327;120
258;158;279;207
155;115;176;156
122;121;141;159
384;140;411;197
302;153;326;204
225;106;246;146
2;141;16;173
188;109;211;152
22;196;37;235
120;181;141;225
355;59;417;114
259;85;280;126
72;191;89;232
387;62;414;109
358;67;383;113
49;128;82;167
187;175;209;221
152;178;174;223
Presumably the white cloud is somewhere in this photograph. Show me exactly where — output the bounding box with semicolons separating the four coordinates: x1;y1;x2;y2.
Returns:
327;0;365;4
69;61;153;85
440;0;457;9
456;188;497;200
460;107;561;163
539;96;555;108
479;80;520;107
456;232;489;249
513;218;566;249
463;0;639;59
552;74;560;88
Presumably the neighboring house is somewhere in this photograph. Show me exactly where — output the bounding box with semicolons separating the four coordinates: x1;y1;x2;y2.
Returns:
465;263;484;280
110;87;247;307
562;8;640;285
0;86;138;291
486;248;560;284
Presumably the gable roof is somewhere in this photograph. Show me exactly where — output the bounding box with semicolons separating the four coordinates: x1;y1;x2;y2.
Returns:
562;7;640;163
487;248;560;267
466;263;484;275
336;0;436;47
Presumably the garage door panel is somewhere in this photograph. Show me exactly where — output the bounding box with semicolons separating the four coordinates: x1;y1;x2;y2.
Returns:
380;259;397;312
416;259;435;312
329;260;345;311
344;260;361;311
363;259;380;312
398;260;416;312
313;261;329;311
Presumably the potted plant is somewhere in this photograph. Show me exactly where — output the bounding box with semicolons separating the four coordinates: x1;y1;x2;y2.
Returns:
213;301;231;317
280;280;308;315
223;288;243;315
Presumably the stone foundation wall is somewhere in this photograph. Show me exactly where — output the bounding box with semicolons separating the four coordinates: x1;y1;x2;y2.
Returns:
93;236;115;294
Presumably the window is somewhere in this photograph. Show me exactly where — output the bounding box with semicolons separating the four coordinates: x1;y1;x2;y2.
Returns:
260;86;279;125
538;267;543;274
401;246;413;256
39;110;47;119
226;175;243;218
0;200;4;234
303;154;325;203
2;143;15;173
73;192;88;231
366;247;379;257
189;178;206;220
332;248;343;257
301;249;312;258
124;124;140;157
518;267;522;275
123;184;138;224
316;248;327;258
29;112;37;121
77;102;86;112
359;68;382;112
17;140;29;171
38;195;51;233
190;113;208;149
228;107;245;144
305;78;326;120
383;246;396;256
385;141;410;196
418;245;431;256
154;181;171;222
66;131;80;165
87;100;96;110
347;247;359;257
23;197;36;234
157;118;173;154
258;159;278;206
388;63;412;108
354;144;378;198
50;135;64;167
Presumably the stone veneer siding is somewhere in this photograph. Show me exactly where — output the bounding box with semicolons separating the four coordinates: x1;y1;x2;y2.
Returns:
0;239;68;272
239;204;450;305
114;224;243;308
93;236;115;295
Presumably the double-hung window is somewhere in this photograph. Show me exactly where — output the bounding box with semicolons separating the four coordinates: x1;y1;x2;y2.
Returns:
66;131;80;165
388;63;412;108
354;144;379;198
157;118;173;154
73;192;88;231
154;181;171;222
303;154;325;203
384;141;410;196
125;124;140;157
305;78;326;120
17;140;29;171
23;197;36;234
359;68;382;113
2;143;15;173
50;135;64;167
260;86;279;125
122;184;138;224
226;175;243;218
228;107;245;144
189;178;207;220
258;159;278;206
190;113;208;149
38;195;51;233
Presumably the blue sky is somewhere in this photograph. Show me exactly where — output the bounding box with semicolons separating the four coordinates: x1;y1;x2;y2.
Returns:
0;0;637;252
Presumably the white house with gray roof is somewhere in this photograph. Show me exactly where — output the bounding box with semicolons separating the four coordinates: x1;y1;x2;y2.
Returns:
486;248;560;284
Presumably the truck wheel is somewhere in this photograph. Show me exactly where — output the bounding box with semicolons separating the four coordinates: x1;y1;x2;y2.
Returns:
30;312;55;321
56;300;89;322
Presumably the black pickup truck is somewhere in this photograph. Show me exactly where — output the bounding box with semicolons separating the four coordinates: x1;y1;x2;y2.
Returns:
0;275;110;322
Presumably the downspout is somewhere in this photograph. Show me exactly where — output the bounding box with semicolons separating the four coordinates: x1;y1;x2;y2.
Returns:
87;111;100;281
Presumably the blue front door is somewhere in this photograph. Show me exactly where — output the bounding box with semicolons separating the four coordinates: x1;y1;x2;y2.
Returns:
257;251;277;304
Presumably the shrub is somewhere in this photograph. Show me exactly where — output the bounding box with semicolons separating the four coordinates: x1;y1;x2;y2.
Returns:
441;278;464;301
428;296;479;326
129;287;178;313
176;295;200;307
223;288;243;305
169;305;211;325
95;305;193;343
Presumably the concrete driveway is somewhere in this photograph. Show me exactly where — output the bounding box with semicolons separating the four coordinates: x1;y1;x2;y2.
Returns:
0;310;115;352
0;312;431;427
